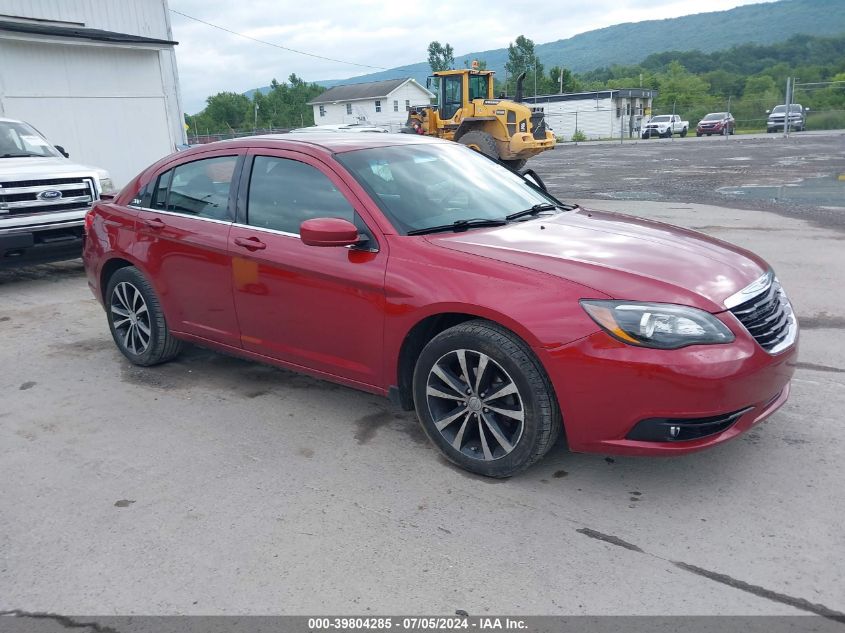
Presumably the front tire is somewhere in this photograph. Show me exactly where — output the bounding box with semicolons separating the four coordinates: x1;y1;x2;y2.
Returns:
458;130;499;161
412;320;561;478
105;266;183;366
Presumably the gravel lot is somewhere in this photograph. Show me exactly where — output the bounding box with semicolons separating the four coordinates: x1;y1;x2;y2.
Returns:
1;133;844;619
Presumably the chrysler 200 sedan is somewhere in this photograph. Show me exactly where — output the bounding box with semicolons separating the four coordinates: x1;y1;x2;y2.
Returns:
83;134;798;477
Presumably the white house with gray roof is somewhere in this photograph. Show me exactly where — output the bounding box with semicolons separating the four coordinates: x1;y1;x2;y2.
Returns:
308;78;434;130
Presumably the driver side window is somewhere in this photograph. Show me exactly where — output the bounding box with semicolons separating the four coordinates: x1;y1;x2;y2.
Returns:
246;156;355;235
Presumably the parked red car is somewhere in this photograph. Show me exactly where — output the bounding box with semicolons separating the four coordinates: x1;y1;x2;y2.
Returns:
696;112;736;136
83;134;797;477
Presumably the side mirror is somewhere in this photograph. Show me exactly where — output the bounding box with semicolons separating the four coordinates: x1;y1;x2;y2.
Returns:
765;110;771;114
805;107;810;112
300;217;360;247
55;145;69;158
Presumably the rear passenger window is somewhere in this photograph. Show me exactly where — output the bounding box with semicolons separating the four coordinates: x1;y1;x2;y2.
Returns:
152;156;237;220
247;156;354;234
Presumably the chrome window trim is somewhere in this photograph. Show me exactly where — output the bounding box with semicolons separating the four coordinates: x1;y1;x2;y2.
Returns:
231;221;379;252
724;270;774;309
129;206;234;226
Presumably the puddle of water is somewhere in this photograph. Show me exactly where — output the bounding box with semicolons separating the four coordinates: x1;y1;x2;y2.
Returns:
718;175;845;207
604;191;664;200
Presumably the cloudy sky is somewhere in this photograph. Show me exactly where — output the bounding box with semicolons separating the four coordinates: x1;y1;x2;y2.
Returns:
170;0;766;113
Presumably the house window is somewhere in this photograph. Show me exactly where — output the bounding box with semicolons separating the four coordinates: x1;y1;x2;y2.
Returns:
393;100;398;112
346;103;352;115
626;102;631;116
375;100;381;113
319;105;326;117
616;105;621;118
405;99;410;111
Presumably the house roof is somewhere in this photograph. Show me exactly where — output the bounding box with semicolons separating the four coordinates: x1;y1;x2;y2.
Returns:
0;20;178;46
307;78;431;105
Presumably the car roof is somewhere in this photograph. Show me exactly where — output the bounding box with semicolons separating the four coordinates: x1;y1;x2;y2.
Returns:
207;132;448;154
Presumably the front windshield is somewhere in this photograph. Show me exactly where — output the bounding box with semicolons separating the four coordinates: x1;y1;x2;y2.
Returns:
0;120;61;158
336;142;563;235
650;116;670;122
703;113;726;120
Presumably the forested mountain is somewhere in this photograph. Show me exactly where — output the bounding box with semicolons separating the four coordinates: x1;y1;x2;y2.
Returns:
249;0;844;92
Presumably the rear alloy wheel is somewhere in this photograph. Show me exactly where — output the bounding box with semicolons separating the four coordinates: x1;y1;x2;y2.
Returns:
458;130;499;161
413;320;561;477
680;127;688;137
106;266;182;366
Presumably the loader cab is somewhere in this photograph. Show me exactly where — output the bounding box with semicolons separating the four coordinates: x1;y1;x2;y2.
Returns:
427;70;495;121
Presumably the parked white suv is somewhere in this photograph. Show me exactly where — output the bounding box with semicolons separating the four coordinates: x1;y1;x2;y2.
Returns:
0;118;113;267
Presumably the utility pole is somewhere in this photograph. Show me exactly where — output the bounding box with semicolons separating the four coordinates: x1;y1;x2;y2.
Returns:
254;102;259;133
726;95;732;138
559;69;563;94
784;77;791;137
533;58;537;99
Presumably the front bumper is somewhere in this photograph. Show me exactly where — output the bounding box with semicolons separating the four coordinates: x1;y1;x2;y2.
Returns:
538;319;798;455
0;216;86;267
506;131;556;159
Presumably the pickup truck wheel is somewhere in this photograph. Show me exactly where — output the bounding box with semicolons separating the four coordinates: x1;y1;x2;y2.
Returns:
105;266;182;366
413;320;561;478
458;130;498;161
663;129;672;138
680;127;688;137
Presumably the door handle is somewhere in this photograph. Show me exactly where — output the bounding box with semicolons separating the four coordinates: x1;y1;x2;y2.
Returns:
234;236;267;251
142;217;165;230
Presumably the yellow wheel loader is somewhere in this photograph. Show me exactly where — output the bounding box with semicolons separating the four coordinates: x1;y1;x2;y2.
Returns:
405;67;555;170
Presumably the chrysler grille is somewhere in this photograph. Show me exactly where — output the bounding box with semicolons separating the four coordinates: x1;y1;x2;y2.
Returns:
728;277;796;353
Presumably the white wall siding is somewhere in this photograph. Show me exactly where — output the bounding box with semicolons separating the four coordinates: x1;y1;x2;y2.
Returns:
0;0;171;39
0;0;185;186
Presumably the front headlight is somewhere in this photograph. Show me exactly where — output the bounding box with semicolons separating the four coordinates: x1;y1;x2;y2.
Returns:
98;178;116;195
580;300;735;349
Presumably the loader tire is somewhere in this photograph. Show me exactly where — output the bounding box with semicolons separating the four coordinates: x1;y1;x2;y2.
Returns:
458;131;499;161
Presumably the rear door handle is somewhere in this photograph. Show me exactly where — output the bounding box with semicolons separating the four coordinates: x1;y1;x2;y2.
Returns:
142;217;165;230
234;236;267;251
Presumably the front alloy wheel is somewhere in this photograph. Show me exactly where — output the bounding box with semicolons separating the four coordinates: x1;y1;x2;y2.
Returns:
413;320;561;477
426;349;525;461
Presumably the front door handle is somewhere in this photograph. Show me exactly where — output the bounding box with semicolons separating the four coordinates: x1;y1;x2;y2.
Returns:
234;236;267;251
143;217;165;230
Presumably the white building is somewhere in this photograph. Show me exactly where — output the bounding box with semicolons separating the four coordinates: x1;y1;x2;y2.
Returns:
308;78;434;131
524;89;657;140
0;0;185;186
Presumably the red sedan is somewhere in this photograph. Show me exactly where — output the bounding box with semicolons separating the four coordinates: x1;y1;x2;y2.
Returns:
83;134;798;477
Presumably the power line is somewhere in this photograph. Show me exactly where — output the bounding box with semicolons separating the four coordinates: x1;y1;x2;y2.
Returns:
169;9;388;71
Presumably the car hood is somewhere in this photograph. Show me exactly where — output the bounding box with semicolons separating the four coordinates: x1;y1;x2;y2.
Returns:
0;156;109;181
429;207;769;313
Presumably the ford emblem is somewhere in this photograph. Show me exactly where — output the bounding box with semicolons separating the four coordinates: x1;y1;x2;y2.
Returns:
37;190;63;201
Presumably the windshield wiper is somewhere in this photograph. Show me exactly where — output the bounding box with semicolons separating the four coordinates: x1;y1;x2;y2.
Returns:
407;218;508;236
0;153;41;158
506;202;577;221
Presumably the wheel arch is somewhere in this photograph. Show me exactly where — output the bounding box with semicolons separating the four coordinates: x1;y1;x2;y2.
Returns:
391;308;544;411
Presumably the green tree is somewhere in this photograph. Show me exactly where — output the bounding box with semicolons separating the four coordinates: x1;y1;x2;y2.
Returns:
505;35;543;96
427;41;455;72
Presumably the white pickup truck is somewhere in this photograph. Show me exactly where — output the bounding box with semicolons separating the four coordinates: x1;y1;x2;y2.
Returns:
641;114;689;138
0;117;113;267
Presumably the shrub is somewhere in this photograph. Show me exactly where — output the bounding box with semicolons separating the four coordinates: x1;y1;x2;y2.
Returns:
572;129;587;142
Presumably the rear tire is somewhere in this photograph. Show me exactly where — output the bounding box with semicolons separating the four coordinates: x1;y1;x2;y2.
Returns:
680;127;688;137
412;320;561;478
105;266;183;366
458;130;499;161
